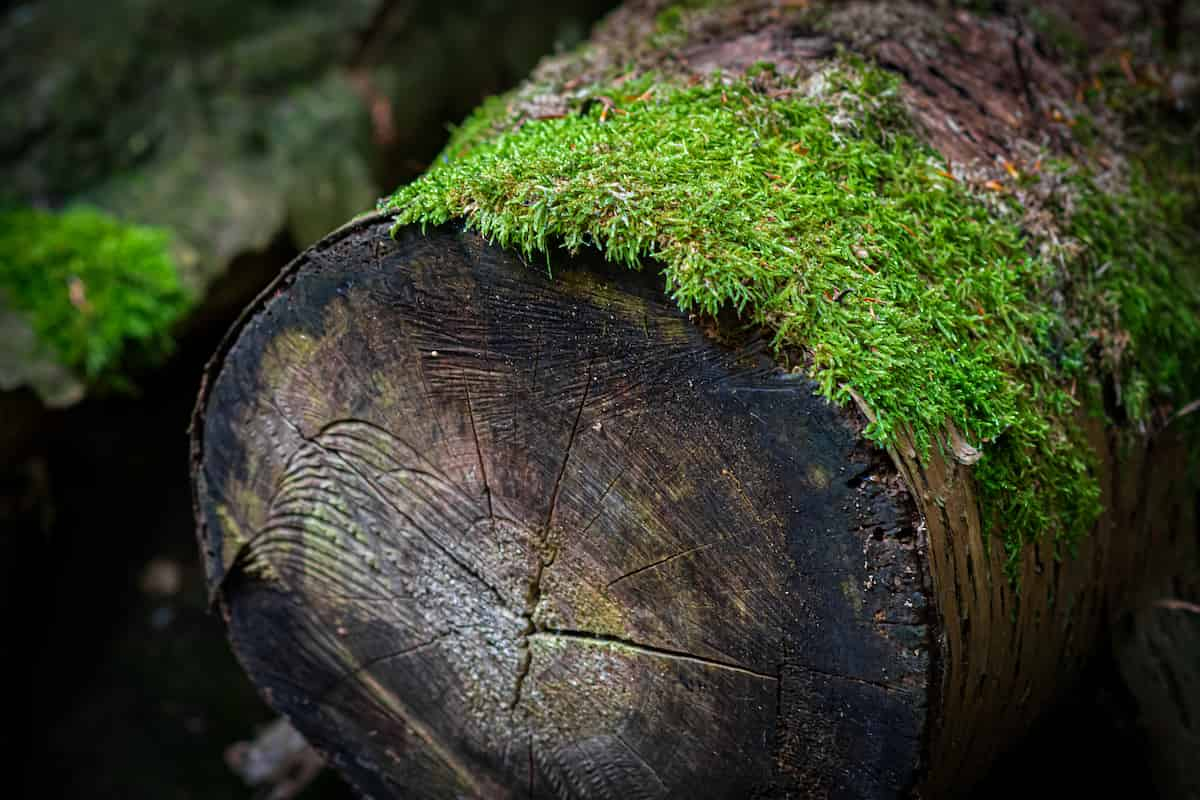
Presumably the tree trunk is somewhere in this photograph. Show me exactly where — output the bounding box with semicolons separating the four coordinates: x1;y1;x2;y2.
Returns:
191;1;1199;797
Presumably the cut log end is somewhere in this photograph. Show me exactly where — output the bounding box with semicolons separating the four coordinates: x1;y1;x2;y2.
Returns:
193;216;933;797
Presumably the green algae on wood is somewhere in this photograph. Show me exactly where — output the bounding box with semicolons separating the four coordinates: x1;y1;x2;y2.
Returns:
0;205;192;385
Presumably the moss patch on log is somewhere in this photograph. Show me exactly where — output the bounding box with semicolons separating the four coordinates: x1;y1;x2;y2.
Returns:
0;205;192;385
383;58;1199;579
1064;164;1200;424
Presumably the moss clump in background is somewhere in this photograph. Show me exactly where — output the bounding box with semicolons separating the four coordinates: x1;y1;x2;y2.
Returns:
653;0;723;36
1066;166;1200;425
0;205;192;386
384;62;1199;581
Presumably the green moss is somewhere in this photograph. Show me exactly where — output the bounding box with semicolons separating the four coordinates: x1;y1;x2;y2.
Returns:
0;205;192;384
1067;166;1200;422
383;62;1197;582
654;0;723;35
441;91;522;161
654;6;687;35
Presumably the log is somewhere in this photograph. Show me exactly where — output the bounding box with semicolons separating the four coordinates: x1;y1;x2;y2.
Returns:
196;219;935;797
192;1;1200;796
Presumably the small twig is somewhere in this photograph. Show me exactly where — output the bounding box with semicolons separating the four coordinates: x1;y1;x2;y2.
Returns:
1170;397;1200;422
1156;598;1200;615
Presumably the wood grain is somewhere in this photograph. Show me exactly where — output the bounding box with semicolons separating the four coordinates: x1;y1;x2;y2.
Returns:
193;216;931;798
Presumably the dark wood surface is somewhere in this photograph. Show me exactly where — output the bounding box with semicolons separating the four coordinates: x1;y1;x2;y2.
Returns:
193;217;931;797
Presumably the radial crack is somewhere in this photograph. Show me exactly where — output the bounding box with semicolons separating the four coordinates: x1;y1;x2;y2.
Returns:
463;380;495;522
531;628;777;681
789;662;910;694
327;449;510;611
510;554;545;710
616;734;667;792
576;404;650;541
606;542;719;589
510;640;533;710
513;357;597;709
543;356;595;538
319;631;452;702
577;467;627;540
527;737;534;799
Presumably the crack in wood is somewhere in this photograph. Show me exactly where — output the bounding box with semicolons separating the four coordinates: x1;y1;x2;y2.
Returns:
788;661;911;695
318;631;453;703
510;623;535;710
615;733;667;793
605;542;720;590
531;628;778;682
512;356;598;710
327;447;511;611
463;379;495;522
323;421;474;499
577;467;627;540
544;355;596;538
527;736;534;799
574;405;650;542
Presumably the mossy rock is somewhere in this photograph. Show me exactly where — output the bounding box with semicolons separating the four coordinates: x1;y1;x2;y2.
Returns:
0;206;192;403
0;0;614;405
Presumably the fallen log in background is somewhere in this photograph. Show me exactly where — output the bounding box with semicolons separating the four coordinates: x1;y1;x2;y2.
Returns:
192;1;1200;796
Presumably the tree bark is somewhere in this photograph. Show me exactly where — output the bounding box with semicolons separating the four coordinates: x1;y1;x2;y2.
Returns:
191;1;1199;797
